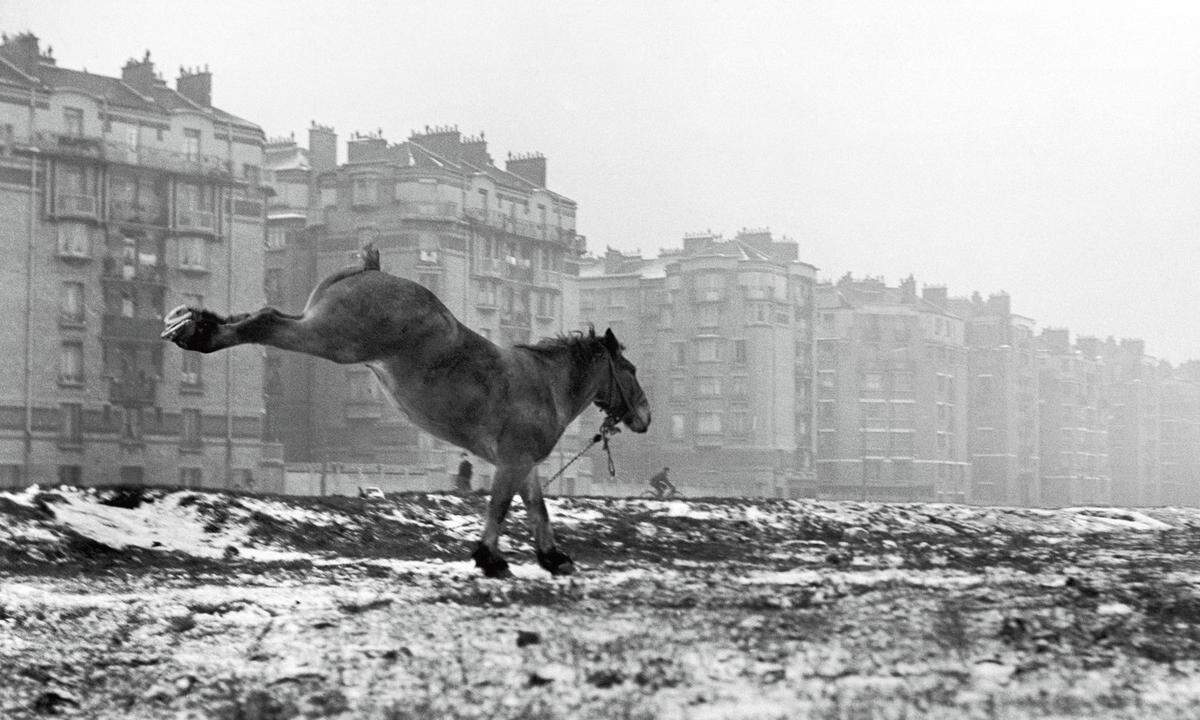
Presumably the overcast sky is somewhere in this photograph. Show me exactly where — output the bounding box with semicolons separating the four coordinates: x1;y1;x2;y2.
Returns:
8;1;1200;361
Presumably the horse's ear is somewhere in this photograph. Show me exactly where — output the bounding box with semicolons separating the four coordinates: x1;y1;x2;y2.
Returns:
603;328;621;354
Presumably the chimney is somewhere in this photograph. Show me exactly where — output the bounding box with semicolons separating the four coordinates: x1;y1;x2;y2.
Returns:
176;65;212;107
986;292;1011;317
604;247;626;275
922;285;948;308
460;132;491;167
0;32;41;75
308;122;338;173
122;50;156;92
347;130;388;164
506;151;547;187
1119;338;1146;359
410;125;461;161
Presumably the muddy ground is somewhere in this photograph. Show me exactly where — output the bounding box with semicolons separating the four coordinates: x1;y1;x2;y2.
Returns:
3;488;1200;719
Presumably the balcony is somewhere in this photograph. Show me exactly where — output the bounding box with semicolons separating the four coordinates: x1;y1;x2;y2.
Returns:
176;208;217;234
500;311;531;328
101;256;167;286
54;193;99;220
532;269;558;287
473;258;504;278
109;375;158;406
504;262;534;283
33;132;105;162
105;141;233;180
109;199;167;226
397;201;459;220
101;314;164;344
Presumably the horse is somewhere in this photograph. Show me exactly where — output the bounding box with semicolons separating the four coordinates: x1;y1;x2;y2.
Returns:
161;245;650;578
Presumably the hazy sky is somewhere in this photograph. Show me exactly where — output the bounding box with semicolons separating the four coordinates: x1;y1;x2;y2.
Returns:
8;1;1200;361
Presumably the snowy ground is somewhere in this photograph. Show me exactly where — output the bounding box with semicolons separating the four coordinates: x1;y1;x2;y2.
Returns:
3;487;1200;719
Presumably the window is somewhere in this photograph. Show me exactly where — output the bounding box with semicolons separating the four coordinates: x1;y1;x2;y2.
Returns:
179;237;207;271
60;282;85;325
893;371;914;393
862;372;884;391
670;377;687;398
181;409;202;448
733;340;747;364
60;342;84;385
862;430;887;453
242;163;261;185
57;223;90;258
892;402;915;426
180;467;202;488
729;376;748;397
266;226;288;249
670;414;686;440
695;273;724;301
60;403;82;445
58;465;82;485
63;107;84;137
697;377;721;396
353;177;377;206
672;343;687;366
696;338;721;363
181;353;202;388
729;412;750;436
891;431;915;456
817;401;835;426
697;412;722;434
817;430;836;456
183;128;201;160
121;407;143;442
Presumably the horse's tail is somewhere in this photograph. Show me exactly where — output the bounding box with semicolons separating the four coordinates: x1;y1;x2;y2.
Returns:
361;243;381;271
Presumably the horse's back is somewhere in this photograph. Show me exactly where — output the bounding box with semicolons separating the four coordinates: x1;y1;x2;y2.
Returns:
303;268;459;359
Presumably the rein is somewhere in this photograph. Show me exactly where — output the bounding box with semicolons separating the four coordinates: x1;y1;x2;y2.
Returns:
542;352;629;490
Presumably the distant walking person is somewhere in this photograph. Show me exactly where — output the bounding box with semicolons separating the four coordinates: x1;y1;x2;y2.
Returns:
649;466;677;499
455;453;474;494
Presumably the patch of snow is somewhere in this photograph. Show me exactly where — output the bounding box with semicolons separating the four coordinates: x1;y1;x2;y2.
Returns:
742;567;985;590
1062;507;1174;532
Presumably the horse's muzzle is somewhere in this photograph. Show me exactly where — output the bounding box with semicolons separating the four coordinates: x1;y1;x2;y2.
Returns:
625;405;651;433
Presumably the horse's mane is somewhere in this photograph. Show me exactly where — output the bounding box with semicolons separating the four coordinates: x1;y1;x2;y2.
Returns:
516;328;611;365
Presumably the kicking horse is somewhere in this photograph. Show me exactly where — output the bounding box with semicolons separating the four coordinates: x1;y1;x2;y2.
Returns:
161;245;650;578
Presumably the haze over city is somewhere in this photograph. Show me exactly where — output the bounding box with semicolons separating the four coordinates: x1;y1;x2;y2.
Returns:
7;0;1200;361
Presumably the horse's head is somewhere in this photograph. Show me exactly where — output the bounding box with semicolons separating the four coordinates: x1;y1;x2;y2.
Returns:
594;328;651;433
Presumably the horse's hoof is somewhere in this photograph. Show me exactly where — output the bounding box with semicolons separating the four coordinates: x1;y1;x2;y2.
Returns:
536;547;575;576
161;307;218;351
471;543;512;579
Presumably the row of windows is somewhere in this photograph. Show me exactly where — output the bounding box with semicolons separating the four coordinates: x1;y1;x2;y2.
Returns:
58;404;205;446
55;340;203;389
56;222;214;271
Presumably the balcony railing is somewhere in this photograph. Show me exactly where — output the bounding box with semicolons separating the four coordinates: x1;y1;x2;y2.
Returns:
101;256;167;286
473;258;504;277
102;314;165;343
55;193;99;219
397;201;459;219
105;141;233;180
176;208;217;233
109;375;158;406
500;311;531;327
109;199;167;225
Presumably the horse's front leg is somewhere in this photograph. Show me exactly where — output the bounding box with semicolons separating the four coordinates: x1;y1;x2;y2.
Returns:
471;463;527;578
519;474;574;576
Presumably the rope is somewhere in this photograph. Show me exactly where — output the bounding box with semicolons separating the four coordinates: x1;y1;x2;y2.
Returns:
542;417;620;490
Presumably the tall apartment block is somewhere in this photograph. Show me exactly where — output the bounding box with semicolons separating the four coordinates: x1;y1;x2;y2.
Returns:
579;230;817;497
1161;362;1200;506
814;277;970;502
261;125;588;489
1036;330;1110;505
950;292;1041;505
0;33;277;490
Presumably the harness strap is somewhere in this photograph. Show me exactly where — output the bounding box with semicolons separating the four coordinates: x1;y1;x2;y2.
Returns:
542;416;620;490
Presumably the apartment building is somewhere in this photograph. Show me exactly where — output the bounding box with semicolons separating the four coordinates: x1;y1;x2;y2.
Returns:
950;292;1041;505
0;33;278;490
814;276;970;502
1036;330;1110;505
579;229;817;497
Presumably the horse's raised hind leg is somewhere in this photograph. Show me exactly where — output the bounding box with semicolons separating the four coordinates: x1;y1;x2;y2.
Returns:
471;464;528;578
519;475;575;576
162;306;357;363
